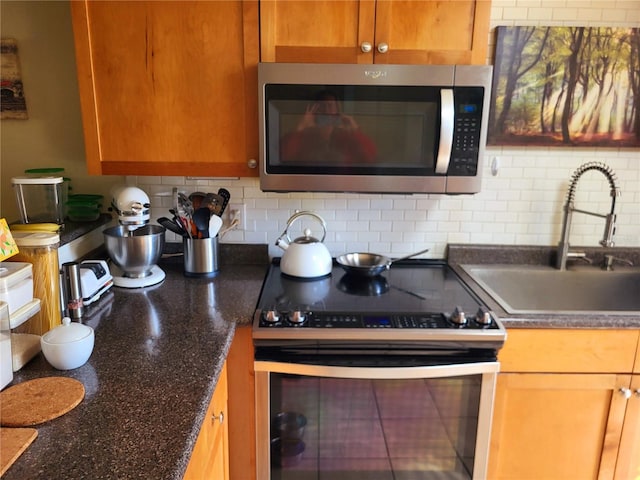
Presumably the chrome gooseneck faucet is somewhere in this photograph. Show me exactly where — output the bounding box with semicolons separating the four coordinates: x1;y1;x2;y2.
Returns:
556;161;620;270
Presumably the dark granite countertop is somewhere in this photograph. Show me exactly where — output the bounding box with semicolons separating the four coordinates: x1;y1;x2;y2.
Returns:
448;244;640;329
4;247;268;480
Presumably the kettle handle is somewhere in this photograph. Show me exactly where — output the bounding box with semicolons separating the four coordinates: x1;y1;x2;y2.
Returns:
279;211;327;245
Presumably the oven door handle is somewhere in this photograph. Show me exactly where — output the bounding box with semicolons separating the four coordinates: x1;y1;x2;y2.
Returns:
254;360;499;379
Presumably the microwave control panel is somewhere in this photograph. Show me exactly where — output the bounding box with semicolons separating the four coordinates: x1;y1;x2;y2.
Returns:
450;87;484;176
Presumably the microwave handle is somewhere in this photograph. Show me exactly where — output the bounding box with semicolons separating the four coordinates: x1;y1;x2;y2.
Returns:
435;89;454;174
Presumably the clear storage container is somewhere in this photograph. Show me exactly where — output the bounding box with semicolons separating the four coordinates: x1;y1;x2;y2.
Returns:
0;301;12;389
0;262;34;315
8;232;61;335
12;176;65;224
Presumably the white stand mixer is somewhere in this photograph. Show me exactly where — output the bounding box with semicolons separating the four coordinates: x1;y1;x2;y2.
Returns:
104;186;166;288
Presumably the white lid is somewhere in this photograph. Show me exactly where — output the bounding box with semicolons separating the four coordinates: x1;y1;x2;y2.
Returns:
11;176;64;185
0;262;33;290
11;231;60;246
8;298;40;330
41;317;93;344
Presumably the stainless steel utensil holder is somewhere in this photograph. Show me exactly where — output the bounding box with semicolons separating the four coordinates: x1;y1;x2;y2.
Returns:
183;236;219;277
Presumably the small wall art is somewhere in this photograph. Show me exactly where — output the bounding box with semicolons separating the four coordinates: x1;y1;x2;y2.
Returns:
488;26;639;148
1;38;28;120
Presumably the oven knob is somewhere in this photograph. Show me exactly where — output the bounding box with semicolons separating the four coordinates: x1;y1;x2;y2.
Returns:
288;311;306;324
475;306;492;326
264;310;281;324
450;306;467;326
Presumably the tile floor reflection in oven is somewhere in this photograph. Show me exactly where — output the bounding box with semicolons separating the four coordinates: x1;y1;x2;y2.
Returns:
273;376;480;480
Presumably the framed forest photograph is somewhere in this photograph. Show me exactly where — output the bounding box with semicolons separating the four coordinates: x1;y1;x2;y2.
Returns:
488;26;640;148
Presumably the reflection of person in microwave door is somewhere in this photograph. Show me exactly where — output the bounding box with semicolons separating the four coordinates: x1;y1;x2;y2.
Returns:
280;90;377;164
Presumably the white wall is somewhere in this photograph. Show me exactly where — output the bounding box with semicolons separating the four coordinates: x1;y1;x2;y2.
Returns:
0;1;124;223
135;0;640;259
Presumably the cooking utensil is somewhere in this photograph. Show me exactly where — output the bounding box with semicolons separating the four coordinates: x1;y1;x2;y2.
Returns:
276;211;332;278
192;207;212;238
272;412;307;440
188;191;206;211
200;192;221;215
158;217;187;237
208;214;223;237
217;188;231;216
336;247;430;277
177;192;193;219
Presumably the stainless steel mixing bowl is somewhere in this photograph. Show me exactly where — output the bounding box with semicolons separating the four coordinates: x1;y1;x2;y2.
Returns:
103;225;165;278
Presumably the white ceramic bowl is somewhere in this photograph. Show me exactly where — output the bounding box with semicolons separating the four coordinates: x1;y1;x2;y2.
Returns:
41;317;94;370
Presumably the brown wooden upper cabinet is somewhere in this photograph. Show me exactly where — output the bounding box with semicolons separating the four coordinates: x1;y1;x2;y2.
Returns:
260;0;491;65
70;1;259;177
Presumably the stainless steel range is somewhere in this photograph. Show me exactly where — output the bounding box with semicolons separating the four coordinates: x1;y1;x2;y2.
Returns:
253;259;506;480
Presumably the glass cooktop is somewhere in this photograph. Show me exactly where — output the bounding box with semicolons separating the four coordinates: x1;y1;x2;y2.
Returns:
257;259;483;315
253;259;506;346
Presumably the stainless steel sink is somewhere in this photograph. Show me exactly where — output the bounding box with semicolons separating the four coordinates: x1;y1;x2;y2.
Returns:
461;264;640;315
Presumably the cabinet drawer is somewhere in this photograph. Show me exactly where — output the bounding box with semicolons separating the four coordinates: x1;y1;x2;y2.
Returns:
498;329;640;373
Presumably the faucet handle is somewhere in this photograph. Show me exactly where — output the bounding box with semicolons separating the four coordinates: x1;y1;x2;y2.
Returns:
603;254;634;271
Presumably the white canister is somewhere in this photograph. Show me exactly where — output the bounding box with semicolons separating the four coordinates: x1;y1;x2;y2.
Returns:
0;262;34;315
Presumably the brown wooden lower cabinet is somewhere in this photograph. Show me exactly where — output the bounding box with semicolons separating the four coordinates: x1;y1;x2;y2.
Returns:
184;362;229;480
488;329;640;480
226;326;257;480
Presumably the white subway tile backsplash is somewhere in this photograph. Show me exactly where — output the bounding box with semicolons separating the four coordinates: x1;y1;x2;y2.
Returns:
527;7;555;20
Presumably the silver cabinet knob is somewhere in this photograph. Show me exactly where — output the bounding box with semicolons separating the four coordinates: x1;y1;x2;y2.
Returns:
247;158;258;169
377;42;389;54
361;42;372;53
212;411;224;425
620;388;632;399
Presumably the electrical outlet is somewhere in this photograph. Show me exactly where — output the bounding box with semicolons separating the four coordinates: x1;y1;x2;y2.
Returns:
227;203;246;231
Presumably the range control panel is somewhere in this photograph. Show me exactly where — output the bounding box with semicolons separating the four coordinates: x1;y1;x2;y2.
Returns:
259;309;499;330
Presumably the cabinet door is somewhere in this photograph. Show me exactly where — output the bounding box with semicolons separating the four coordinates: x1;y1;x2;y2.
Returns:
373;0;491;65
488;373;631;480
209;363;229;479
260;0;376;63
260;0;490;65
615;375;640;480
71;1;259;177
226;326;256;480
184;363;229;480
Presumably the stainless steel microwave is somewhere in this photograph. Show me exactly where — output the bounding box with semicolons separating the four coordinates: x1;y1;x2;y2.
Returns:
258;63;492;194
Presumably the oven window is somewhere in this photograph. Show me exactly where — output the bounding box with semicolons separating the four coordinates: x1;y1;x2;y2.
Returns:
268;374;481;480
265;84;439;175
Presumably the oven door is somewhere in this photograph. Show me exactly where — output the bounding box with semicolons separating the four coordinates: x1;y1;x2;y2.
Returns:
255;356;499;480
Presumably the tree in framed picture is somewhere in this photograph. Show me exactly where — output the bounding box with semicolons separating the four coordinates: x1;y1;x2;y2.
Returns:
488;26;639;148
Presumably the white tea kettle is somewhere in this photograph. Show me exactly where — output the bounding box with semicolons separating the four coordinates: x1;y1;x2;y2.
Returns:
276;211;332;278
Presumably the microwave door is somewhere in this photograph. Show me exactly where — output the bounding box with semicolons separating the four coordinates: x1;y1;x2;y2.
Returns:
435;89;454;174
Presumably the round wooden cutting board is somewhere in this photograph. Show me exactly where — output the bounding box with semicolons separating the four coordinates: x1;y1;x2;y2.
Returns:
0;377;85;427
